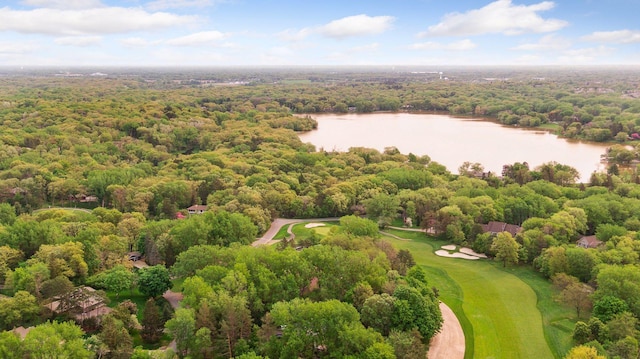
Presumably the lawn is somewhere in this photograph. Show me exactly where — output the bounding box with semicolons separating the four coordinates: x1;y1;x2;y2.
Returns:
538;123;563;133
290;221;338;241
106;288;149;319
274;224;291;240
383;229;574;359
106;286;177;349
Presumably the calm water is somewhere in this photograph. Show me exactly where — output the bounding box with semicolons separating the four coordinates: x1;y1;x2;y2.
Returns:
297;113;610;181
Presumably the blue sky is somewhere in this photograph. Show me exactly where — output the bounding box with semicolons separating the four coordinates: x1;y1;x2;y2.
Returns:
0;0;639;67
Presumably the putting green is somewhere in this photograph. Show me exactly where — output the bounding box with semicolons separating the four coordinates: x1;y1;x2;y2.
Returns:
386;232;555;359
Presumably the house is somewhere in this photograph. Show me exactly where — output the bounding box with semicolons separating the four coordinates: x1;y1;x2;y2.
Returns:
46;286;111;322
70;194;98;203
13;326;34;339
187;204;207;215
128;251;142;261
482;221;522;237
577;235;603;249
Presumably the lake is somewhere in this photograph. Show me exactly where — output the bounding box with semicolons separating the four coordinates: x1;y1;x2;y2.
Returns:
297;113;610;181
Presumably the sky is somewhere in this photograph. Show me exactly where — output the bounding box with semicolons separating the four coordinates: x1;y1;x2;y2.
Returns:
0;0;639;67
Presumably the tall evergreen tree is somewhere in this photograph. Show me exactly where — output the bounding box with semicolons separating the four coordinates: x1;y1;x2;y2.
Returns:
141;298;164;344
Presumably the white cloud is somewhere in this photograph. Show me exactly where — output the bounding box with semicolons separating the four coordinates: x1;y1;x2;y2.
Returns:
350;43;380;52
21;0;103;9
582;30;640;44
513;54;544;64
511;34;571;50
319;14;395;39
0;6;198;36
277;28;313;42
121;37;152;48
410;39;477;51
558;45;613;63
0;41;37;54
253;46;300;66
422;0;568;37
54;36;102;46
165;31;227;46
145;0;225;11
278;14;394;42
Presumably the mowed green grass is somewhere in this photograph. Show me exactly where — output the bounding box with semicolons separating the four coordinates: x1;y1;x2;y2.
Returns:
291;222;338;238
384;229;565;359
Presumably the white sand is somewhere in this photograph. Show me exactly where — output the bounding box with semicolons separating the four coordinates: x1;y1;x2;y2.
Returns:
435;250;481;260
305;222;326;228
441;244;457;250
459;247;488;258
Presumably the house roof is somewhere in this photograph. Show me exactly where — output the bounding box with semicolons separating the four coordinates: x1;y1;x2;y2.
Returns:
46;286;105;314
481;221;522;237
187;204;207;211
13;326;33;339
577;235;603;248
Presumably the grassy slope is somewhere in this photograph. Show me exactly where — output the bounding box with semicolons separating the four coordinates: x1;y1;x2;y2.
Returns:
383;229;571;359
505;266;577;358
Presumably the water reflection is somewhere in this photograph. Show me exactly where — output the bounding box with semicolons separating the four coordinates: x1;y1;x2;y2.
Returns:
297;113;610;181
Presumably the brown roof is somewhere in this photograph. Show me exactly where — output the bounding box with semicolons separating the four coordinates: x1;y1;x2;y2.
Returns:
482;221;522;237
13;326;33;339
577;235;603;248
187;205;207;211
46;286;108;318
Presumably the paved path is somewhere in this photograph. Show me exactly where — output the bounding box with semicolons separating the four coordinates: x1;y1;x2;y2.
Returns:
428;302;465;359
387;225;426;232
163;290;183;310
379;230;411;241
131;260;149;269
163;290;184;352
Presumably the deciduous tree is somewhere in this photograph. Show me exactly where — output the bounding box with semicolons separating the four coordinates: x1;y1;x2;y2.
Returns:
594;264;640;317
552;273;593;318
138;265;172;298
0;246;22;285
23;321;91;359
491;232;520;267
564;345;606;359
165;308;196;358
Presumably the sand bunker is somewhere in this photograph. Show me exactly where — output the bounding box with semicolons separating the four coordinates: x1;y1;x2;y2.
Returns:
435;244;486;260
435;250;481;260
305;223;326;228
459;247;488;258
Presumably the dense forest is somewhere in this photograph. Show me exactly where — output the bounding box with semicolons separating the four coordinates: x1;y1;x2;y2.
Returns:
0;67;639;358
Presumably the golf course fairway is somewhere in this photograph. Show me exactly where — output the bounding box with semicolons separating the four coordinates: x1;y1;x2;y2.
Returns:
385;231;557;359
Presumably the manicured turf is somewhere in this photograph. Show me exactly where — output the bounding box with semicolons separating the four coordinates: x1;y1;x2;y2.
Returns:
273;224;291;240
383;229;571;359
291;222;337;239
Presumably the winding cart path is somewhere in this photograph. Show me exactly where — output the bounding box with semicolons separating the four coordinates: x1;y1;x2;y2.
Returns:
428;302;465;359
251;217;339;246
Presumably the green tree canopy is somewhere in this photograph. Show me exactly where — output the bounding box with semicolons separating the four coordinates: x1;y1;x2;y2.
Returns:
491;232;520;267
138;265;172;298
